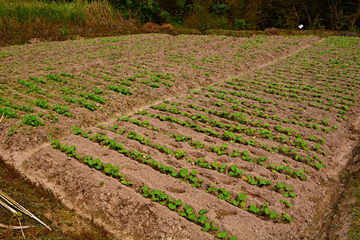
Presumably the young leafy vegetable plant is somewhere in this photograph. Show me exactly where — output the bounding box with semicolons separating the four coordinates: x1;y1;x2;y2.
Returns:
7;127;17;136
34;100;49;109
23;114;44;127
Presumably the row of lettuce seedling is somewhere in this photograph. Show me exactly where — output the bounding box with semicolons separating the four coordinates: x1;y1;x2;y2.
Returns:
189;87;339;133
51;139;132;185
206;83;350;120
98;125;296;198
184;98;332;137
118;115;309;179
152;102;327;155
124;109;323;170
227;77;354;111
50;138;238;239
16;75;100;115
71;127;294;223
231;73;356;103
187;90;337;133
123;125;298;197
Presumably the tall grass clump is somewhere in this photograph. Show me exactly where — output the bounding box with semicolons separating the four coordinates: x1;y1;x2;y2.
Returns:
0;0;125;29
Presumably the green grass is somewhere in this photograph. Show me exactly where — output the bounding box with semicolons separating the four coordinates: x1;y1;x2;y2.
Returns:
0;0;122;28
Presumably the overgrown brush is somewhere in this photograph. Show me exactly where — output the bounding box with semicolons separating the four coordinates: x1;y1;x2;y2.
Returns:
0;0;125;29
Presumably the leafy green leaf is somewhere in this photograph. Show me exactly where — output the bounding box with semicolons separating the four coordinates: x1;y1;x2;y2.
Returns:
217;231;227;239
178;211;187;217
188;214;198;222
201;222;211;232
174;199;182;206
237;193;247;201
282;212;293;222
270;211;278;219
199;209;208;215
179;168;188;178
198;214;207;224
249;204;260;214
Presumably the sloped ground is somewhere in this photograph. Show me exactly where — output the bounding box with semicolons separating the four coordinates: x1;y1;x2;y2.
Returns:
1;35;360;239
0;34;318;151
0;156;114;240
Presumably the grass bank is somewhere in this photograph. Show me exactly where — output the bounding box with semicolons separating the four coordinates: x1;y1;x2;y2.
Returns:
0;0;123;27
0;0;136;46
0;156;113;239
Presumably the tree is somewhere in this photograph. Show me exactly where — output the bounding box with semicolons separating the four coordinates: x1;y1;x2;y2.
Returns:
326;0;342;30
303;0;326;29
346;0;360;30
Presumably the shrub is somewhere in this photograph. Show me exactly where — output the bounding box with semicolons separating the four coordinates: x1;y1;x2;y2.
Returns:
234;18;246;30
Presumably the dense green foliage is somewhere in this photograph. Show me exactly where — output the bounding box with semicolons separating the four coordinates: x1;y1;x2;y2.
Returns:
0;0;122;28
2;0;359;33
108;0;359;31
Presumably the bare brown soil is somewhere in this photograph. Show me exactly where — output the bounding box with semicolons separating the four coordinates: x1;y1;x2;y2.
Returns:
0;34;318;151
1;34;359;239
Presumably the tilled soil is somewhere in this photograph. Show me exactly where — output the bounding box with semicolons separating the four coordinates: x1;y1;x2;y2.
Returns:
0;34;319;151
1;35;360;239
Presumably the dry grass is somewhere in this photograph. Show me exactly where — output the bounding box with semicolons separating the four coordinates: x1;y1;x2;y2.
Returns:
0;0;125;28
0;0;137;47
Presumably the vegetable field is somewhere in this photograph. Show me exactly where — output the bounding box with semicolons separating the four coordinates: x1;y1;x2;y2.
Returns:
1;34;360;239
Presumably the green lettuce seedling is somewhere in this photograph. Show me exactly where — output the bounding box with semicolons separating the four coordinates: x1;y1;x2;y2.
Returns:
168;199;182;210
142;186;149;198
247;175;258;185
237;193;247;202
229;165;245;177
217;231;227;239
184;205;193;215
219;164;227;173
23;114;44;127
201;220;218;232
7;127;17;136
179;168;188;180
205;183;217;194
270;211;278;220
52;139;61;149
211;161;219;170
34;100;49;109
188;214;198;222
198;214;207;224
249;204;260;214
218;188;231;200
176;150;187;159
282;212;293;222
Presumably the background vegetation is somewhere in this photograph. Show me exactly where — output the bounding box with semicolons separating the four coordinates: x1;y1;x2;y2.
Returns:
0;0;124;28
106;0;360;32
1;0;359;34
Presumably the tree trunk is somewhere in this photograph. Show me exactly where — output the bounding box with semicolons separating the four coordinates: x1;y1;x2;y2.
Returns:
326;0;341;30
349;0;360;30
304;5;312;26
313;9;323;27
293;2;300;25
